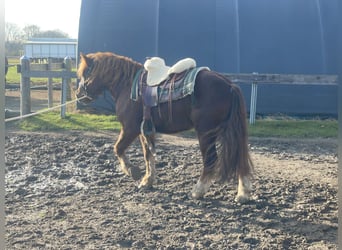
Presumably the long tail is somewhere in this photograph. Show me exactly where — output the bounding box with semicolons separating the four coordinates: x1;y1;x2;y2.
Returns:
211;84;254;182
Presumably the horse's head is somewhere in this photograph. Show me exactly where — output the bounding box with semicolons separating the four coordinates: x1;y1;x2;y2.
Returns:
76;52;113;103
76;52;142;103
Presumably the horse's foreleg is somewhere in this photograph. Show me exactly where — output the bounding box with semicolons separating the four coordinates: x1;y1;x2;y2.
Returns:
114;129;142;180
138;134;156;188
236;175;252;204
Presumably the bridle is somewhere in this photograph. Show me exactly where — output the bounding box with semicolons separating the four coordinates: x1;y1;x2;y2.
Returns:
78;63;108;101
78;64;94;94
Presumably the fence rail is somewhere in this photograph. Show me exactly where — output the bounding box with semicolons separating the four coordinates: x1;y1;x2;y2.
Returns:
17;55;77;118
224;73;338;124
224;73;338;85
20;70;76;79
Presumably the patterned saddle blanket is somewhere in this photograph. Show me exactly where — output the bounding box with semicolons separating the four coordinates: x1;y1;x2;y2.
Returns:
131;67;209;107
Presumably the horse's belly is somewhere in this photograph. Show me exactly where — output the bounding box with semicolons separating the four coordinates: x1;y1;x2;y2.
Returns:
155;121;193;134
151;98;194;133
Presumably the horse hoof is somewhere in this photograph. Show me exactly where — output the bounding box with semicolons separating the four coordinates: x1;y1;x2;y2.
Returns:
138;181;153;189
235;195;250;204
191;191;204;200
138;175;154;189
191;180;210;200
191;186;205;199
129;167;142;181
138;183;153;190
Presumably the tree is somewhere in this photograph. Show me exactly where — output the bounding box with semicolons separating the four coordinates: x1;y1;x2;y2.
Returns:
5;23;71;56
5;41;23;56
23;25;41;40
35;29;69;38
5;22;23;56
5;22;22;42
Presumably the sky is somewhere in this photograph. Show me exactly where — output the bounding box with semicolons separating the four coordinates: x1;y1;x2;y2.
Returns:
5;0;82;38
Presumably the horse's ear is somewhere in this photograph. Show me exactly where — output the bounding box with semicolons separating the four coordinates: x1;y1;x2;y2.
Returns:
80;52;93;67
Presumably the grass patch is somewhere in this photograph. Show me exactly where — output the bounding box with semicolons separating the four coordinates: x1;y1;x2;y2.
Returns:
6;57;76;85
249;119;338;138
8;112;338;139
13;112;121;132
6;58;20;84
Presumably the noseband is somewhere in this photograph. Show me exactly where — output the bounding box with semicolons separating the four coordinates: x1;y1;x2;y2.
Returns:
78;64;95;96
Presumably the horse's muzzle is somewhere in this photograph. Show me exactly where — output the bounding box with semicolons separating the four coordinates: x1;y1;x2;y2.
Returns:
75;87;93;104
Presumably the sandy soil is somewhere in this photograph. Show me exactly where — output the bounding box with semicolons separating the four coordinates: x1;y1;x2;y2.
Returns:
4;129;338;249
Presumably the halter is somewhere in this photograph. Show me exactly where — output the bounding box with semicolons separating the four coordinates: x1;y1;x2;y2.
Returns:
76;63;95;102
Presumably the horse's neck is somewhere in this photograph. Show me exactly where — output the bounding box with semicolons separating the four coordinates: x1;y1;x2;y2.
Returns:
109;63;143;101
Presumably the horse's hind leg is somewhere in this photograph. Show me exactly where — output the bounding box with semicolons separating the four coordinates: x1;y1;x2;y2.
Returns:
138;134;156;188
191;132;217;199
114;129;142;180
236;174;252;203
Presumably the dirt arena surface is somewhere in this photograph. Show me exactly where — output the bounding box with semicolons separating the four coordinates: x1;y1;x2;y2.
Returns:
5;129;338;249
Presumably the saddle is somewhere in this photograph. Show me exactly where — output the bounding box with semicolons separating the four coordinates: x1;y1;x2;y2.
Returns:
144;57;197;86
131;66;209;107
132;57;209;137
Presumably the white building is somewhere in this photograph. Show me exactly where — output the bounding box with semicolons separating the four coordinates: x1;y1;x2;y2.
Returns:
24;38;77;59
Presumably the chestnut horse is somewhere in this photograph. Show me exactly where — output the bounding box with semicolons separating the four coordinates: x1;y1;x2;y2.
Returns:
76;52;253;203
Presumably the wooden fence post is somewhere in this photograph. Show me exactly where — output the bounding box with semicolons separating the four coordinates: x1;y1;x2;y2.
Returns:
61;56;72;118
64;56;72;101
20;56;31;116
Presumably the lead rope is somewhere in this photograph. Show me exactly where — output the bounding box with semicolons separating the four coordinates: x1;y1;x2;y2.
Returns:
5;96;88;123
